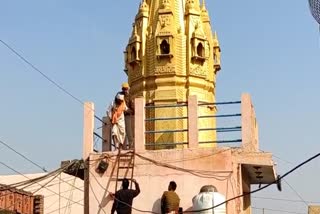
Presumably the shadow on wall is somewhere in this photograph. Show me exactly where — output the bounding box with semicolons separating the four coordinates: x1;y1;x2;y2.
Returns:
152;198;161;213
152;198;193;213
100;192;113;207
184;207;193;212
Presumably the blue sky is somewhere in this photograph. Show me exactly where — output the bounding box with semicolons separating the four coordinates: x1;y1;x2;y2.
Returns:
0;0;319;213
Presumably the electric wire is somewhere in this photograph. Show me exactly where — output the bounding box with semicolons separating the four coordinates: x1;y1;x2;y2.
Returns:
0;39;104;122
283;178;309;207
89;170;158;214
0;138;84;192
0;162;64;191
31;168;66;195
45;198;84;214
259;149;293;165
0;139;47;172
44;186;84;199
253;196;320;204
89;148;233;166
0;162;66;192
135;152;232;180
2;176;79;195
0;160;84;206
89;181;107;214
0;161;81;212
88;152;319;213
259;151;310;207
0;39;84;106
27;162;84;206
252;206;305;214
63;162;80;214
45;197;62;211
184;152;320;213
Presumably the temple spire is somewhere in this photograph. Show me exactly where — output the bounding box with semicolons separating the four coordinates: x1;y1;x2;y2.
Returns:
201;0;207;11
125;0;221;147
202;0;207;10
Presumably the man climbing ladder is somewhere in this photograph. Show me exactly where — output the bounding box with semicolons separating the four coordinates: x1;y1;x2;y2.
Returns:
111;178;140;214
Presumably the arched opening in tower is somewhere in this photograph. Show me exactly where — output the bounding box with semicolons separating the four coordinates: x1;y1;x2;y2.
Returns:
160;40;170;54
197;43;204;58
131;47;137;61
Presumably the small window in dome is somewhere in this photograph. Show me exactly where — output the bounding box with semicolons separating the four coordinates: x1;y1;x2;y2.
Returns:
160;40;170;54
197;43;204;57
131;47;137;61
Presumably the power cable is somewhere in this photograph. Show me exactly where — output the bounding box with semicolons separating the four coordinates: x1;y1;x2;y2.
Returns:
44;186;84;199
252;206;305;214
0;138;83;192
88;181;107;214
260;150;310;206
135;152;232;180
184;152;320;213
0;39;104;121
45;198;84;214
0;161;81;212
31;167;65;195
86;152;320;213
0;139;47;172
89;170;157;214
283;179;309;207
0;160;84;206
0;162;62;191
0;39;84;106
259;149;293;165
253;196;320;204
5;176;79;195
0;163;63;190
63;162;80;214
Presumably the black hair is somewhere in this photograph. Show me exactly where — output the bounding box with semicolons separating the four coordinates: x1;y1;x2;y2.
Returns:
122;178;129;189
169;181;177;191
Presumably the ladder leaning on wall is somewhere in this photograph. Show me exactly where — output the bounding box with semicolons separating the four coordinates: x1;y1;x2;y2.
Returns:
112;149;135;192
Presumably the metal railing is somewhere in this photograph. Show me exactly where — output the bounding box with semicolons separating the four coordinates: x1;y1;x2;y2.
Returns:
144;100;242;149
144;103;188;149
198;100;242;146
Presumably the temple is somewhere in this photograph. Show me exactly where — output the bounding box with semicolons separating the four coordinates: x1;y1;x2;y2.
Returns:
82;0;278;213
124;0;221;147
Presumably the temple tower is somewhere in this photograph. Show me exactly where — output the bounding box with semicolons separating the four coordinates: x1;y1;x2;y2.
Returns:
124;0;221;148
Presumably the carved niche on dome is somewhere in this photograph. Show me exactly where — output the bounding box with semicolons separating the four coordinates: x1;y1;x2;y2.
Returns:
156;2;174;61
191;23;209;64
126;24;142;67
156;17;174;60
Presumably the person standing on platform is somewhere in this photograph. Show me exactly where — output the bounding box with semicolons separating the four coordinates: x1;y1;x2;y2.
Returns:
118;82;135;149
107;93;127;150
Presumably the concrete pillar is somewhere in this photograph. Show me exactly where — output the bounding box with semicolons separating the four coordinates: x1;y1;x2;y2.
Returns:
134;97;146;152
241;94;259;152
102;116;112;152
83;102;94;160
188;95;198;148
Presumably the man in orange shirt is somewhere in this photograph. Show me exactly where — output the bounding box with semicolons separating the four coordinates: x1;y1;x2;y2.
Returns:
120;82;135;149
109;93;127;150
